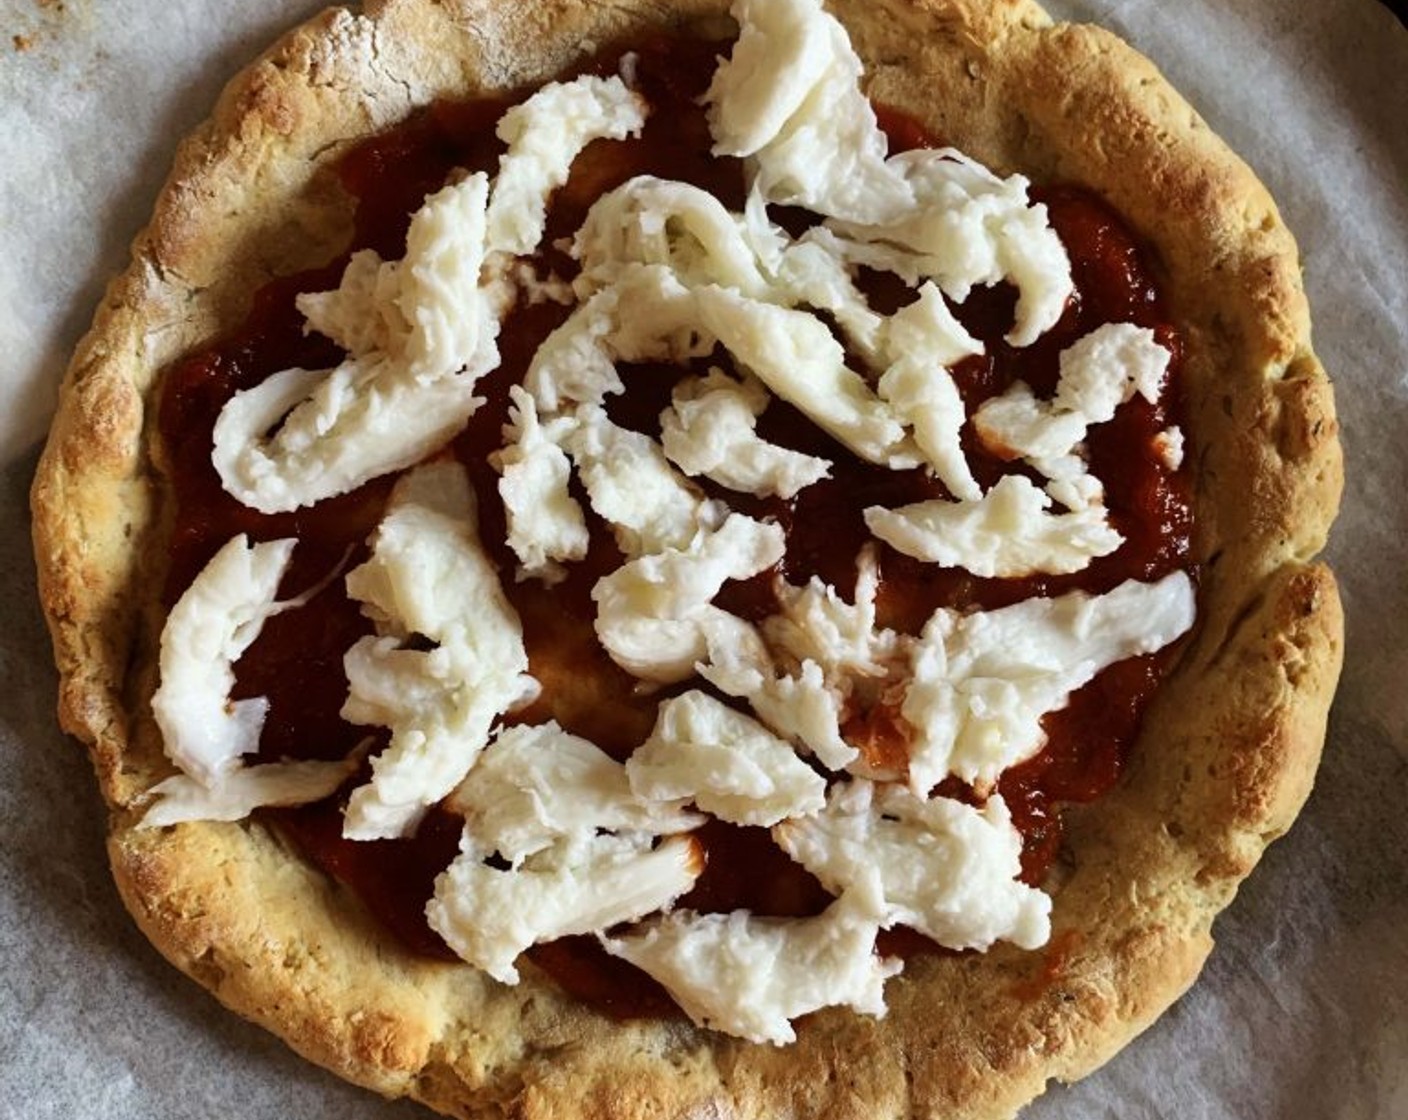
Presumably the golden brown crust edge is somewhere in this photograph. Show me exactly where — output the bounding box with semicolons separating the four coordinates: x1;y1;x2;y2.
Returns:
30;1;1344;1119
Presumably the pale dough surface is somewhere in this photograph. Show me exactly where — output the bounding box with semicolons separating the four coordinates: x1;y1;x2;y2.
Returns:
28;1;1344;1117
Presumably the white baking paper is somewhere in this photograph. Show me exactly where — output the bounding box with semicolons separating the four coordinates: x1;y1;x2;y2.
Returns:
1;1;1404;1117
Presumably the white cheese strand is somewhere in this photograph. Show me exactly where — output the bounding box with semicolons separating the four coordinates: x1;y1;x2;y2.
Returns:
212;356;487;515
341;461;538;839
828;149;1073;346
627;690;826;826
566;403;715;557
659;368;832;499
140;758;356;828
494;385;589;582
428;833;702;985
769;224;887;363
296;248;406;358
774;779;1051;951
698;615;858;771
601;895;900;1045
864;474;1123;578
150;534;296;787
704;0;840;160
487;74;648;257
577;176;886;363
449;721;702;867
213;175;498;513
143;535;363;829
903;572;1197;791
974;322;1172;472
706;0;1072;345
573;175;773;298
705;0;913;224
397;173;502;377
875;282;984;500
593;513;784;682
764;544;903;679
524;263;704;414
695;286;919;468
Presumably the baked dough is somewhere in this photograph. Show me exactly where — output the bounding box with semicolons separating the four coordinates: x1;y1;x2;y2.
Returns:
30;0;1343;1116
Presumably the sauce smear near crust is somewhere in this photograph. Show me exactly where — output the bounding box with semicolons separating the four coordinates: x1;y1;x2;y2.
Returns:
156;36;1193;1018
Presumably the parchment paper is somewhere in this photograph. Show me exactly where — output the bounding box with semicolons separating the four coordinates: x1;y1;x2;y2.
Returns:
1;1;1404;1117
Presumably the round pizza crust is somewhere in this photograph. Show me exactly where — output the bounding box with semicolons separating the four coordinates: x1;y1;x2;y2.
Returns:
30;0;1344;1117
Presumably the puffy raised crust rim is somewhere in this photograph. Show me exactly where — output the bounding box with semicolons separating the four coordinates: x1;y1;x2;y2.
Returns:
30;0;1344;1117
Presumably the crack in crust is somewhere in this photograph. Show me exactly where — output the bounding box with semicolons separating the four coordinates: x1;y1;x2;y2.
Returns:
30;0;1343;1117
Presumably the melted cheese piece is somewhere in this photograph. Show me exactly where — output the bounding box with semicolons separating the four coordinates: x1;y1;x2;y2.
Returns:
524;263;704;413
396;173;502;376
566;179;925;480
429;833;702;985
213;175;498;513
214;80;647;516
494;386;589;581
706;0;1070;344
341;462;537;839
864;474;1123;577
140;759;356;828
659;368;832;499
150;534;296;787
578;176;885;365
973;381;1088;473
704;0;842;160
486;75;647;256
875;283;984;501
774;779;1050;951
873;325;1171;573
768;224;886;363
573;175;773;298
450;721;701;866
297;248;406;358
701;552;912;777
705;0;912;224
601;895;900;1045
903;572;1197;791
829;149;1072;346
764;545;901;679
211;358;487;516
143;534;358;828
698;617;857;771
1154;425;1185;471
627;690;826;826
566;404;714;557
593;513;784;681
695;287;918;467
974;322;1172;471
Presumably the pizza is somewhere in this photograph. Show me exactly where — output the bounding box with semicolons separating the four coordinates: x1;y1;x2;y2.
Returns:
30;0;1344;1117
